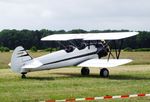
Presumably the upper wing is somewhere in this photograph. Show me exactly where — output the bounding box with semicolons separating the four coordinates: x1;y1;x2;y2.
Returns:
41;32;138;41
78;59;132;68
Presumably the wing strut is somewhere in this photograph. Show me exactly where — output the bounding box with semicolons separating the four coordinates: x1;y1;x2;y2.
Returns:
107;47;115;60
113;39;124;59
106;39;124;60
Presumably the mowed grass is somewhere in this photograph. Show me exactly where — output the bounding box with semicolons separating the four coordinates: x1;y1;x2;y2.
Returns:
0;51;150;102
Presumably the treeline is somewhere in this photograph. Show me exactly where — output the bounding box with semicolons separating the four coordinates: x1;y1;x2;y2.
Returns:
0;29;150;50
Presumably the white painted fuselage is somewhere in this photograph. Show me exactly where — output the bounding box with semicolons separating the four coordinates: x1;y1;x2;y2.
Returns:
23;45;98;73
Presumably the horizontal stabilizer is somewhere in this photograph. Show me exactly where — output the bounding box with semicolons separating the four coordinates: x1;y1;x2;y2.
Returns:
41;32;138;41
78;59;132;68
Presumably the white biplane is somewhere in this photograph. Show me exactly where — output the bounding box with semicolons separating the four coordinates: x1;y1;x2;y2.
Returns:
9;32;138;78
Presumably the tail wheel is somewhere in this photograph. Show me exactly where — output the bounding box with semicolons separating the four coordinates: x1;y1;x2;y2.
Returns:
81;67;90;76
100;68;109;77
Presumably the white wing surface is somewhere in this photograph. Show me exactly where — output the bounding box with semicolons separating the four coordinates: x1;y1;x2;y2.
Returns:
41;32;138;41
78;59;132;68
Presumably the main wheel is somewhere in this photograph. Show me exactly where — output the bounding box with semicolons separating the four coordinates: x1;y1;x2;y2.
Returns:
100;68;109;77
81;67;90;76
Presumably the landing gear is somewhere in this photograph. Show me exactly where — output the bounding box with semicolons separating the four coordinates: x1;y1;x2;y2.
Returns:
21;74;26;78
81;67;90;76
21;72;27;79
100;68;109;77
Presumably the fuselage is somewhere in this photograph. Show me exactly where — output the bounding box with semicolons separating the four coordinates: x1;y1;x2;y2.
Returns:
29;45;98;72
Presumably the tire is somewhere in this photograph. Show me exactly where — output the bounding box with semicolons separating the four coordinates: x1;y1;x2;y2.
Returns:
100;68;109;77
81;67;90;76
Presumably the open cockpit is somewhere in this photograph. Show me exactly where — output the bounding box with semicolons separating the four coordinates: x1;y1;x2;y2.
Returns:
57;40;107;53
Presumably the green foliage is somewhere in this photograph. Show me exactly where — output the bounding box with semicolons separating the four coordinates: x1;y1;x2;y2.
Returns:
0;46;10;52
123;47;133;52
30;46;37;52
124;48;150;52
134;48;150;52
44;48;58;52
0;29;150;50
68;29;87;33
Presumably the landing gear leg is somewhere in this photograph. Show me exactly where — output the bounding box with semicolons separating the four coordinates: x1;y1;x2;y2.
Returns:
21;72;27;79
100;68;109;78
81;67;90;76
21;74;26;78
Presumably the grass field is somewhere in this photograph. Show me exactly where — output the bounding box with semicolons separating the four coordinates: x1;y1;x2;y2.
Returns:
0;51;150;102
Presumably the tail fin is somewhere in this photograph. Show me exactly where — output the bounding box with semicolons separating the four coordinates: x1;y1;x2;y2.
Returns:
10;46;33;73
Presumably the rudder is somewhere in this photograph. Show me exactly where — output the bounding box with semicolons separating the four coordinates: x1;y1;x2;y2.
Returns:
10;46;33;73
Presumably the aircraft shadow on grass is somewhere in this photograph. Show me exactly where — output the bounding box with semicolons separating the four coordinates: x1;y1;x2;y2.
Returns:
26;76;55;80
26;73;150;81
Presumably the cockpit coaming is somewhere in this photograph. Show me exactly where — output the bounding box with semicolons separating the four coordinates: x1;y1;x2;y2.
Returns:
58;40;109;58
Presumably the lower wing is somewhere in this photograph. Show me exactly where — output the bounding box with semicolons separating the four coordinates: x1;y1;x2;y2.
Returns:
78;59;132;68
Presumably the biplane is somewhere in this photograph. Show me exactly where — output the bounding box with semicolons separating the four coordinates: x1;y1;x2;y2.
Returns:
9;32;138;78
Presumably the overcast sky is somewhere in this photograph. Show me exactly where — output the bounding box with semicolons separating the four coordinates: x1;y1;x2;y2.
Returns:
0;0;150;31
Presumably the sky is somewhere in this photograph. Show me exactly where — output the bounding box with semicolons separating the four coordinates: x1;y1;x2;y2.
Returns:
0;0;150;31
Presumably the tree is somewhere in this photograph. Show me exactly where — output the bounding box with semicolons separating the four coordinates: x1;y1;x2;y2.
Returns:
0;29;150;50
30;46;37;52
